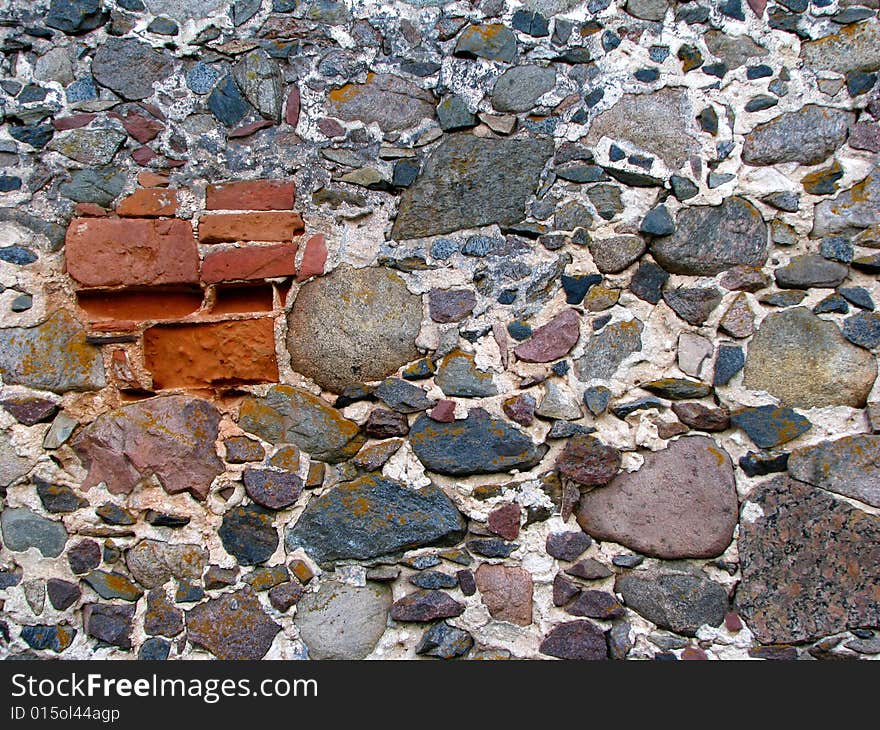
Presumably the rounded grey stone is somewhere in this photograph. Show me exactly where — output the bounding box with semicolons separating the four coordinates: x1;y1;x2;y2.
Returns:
491;65;556;113
0;508;68;557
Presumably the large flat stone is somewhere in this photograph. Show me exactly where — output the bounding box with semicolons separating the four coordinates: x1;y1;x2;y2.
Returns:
186;588;280;659
788;434;880;508
91;37;174;101
800;20;880;75
573;319;643;381
0;507;68;557
742;105;853;167
576;436;738;559
326;73;434;132
812;172;880;238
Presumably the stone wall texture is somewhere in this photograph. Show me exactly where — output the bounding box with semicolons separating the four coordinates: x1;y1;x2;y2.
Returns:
0;0;879;661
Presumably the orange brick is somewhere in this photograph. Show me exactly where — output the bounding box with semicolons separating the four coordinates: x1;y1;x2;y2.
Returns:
198;212;304;244
65;217;198;288
201;242;297;284
296;233;327;282
77;289;204;322
138;172;170;188
206;180;295;211
116;188;178;217
143;319;278;389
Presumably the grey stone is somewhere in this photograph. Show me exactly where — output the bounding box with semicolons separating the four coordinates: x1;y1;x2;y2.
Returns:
392;134;553;240
0;311;105;392
208;76;250;127
92;37;174;101
286;475;466;563
0;508;67;557
0;433;32;488
812;172;880;237
233;50;283;123
46;0;107;35
436;95;476;131
144;0;226;20
536;381;582;420
326;74;434;132
774;254;848;289
625;0;668;21
800;21;880;75
375;378;436;413
588;235;646;274
704;30;768;70
295;581;391;660
435;350;497;398
186;62;221;94
455;24;518;62
416;622;473;659
577;436;738;559
731;405;812;449
491;65;556;113
737;476;880;643
742;105;854;166
650;197;768;275
743;307;877;408
125;540;207;589
286;266;422;393
574;319;643;381
616;569;728;636
788;434;880;507
59;167;127;207
663;286;723;325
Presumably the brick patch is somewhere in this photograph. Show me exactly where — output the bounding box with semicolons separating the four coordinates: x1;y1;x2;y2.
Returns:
201;242;298;284
198;212;304;244
206;180;295;211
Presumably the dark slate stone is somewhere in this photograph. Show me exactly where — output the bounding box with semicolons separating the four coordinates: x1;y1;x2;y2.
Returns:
436;95;476;131
243;468;303;510
409;409;548;476
813;293;849;314
748;64;774;79
416;622;473;659
390;590;465;622
546;531;592;562
9;124;54;148
148;16;179;35
45;0;107;35
466;538;518;558
84;603;136;649
763;191;800;212
392;134;553;240
775;254;848;289
82;571;143;601
139;637;171;660
0;175;22;192
219;505;278;565
839;287;874;311
540;620;608;660
68;539;101;574
410;571;458;590
1;397;57;425
663;286;722;325
511;9;549;37
145;511;189;528
670;175;699;201
843;312;880;350
820;237;854;264
393;159;420;188
583;385;611;416
20;625;76;653
35;478;88;513
640;205;674;236
59;167;127;207
630;260;669;304
65;76;98;102
375;378;436;413
47;578;80;611
611;397;663;419
739;451;789;477
286;475;466;564
730;405;811;449
208;75;251;127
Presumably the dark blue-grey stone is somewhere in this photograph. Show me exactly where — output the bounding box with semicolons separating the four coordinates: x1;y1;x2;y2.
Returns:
139;637;171;660
745;95;778;112
65;76;97;102
635;67;660;83
410;409;548;476
118;0;145;8
703;63;728;78
286;475;466;564
0;508;68;557
670;175;699;201
511;9;549;37
454;24;517;63
649;45;670;62
730;405;811;449
583;385;611;416
9;124;53;148
739;451;789;477
640;205;674;236
393;159;420;188
59;167;127;206
555;164;606;183
467;538;518;558
375;378;435;413
820;236;853;263
813;293;849;314
843;312;880;350
273;0;297;10
416;621;473;659
46;0;106;35
219;505;278;565
208;75;251;127
11;294;32;312
0;246;37;265
36;478;88;513
708;172;735;188
562;274;602;304
763;191;800;212
0;175;22;192
92;37;174;101
507;321;532;341
846;71;877;97
602;31;621;52
747;64;773;79
233;0;261;25
186;62;220;94
437;95;476;131
462;235;496;257
410;571;458;590
20;625;76;653
147;16;179;35
430;238;460;260
611;397;663;420
630;260;669;304
839;287;874;311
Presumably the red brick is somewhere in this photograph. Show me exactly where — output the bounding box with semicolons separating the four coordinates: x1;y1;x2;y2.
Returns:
296;233;327;282
201;242;298;284
198;212;303;244
75;203;108;217
66;217;199;288
138;172;169;188
211;285;274;314
77;289;203;322
206;180;295;211
143;319;278;389
116;188;178;217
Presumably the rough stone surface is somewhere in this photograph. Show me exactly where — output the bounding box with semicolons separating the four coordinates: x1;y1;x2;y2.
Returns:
540;620;608;660
788;435;880;507
326;73;434;132
574;319;643;381
742;105;854;166
91;38;174;100
186;588;280;660
475;564;533;626
513;309;581;363
0;508;68;557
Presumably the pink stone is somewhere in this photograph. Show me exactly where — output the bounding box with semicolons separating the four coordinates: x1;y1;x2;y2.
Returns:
53;113;96;131
229;120;274;139
317;118;344;138
747;0;767;15
513;309;581;363
131;147;158;166
429;399;456;423
297;233;327;281
286;87;301;128
725;611;743;632
849;122;880;153
119;110;164;144
475;564;533;626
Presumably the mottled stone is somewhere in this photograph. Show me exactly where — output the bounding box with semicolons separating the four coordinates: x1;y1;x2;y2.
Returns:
577;436;738;559
410;409;548;476
546;531;592;562
588;235;646;274
475;564;533;626
788;435;880;507
513;309;581;363
555;435;621;487
224;436;264;463
843;311;880;350
672;403;730;432
663;287;723;326
326;73;434;132
650;197;768;275
775;254;848;289
375;378;435;413
487;503;521;541
616;569;727;635
813;173;880;237
0;434;32;488
566;590;625;619
742;105;853;166
731;405;811;449
68;540;101;575
0;508;67;557
743;308;877;408
540;620;608;660
125;540;207;589
428;289;477;323
574;319;643;381
393;134;552;239
642;378;713;400
435;350;497;397
286;266;421;393
144;589;184;637
84;604;136;649
286;475;466;563
73;396;222;501
92;37;174;101
455;24;518;62
800;21;880;75
219;505;278;565
416;622;473;659
233;49;283;122
47;579;80;611
737;476;880;643
0;311;105;393
243;468;303;510
567;558;613;581
503;393;536;426
491;65;556;113
83;571;143;601
186;588;280;660
390;590;465;622
364;409;409;438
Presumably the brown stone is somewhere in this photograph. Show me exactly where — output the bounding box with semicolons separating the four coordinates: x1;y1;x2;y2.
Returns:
719;292;754;338
671;403;731;432
206;180;295;211
185;588;280;659
513;309;581;363
428;289;477;323
555;435;621;488
487;503;521;541
390;590;465;622
201;242;298;283
576;436;738;559
475;564;533;626
198;212;304;243
566;590;625;619
539;620;608;660
502;394;536;426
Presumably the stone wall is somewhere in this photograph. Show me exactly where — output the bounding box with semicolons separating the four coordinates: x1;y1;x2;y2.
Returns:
0;0;879;661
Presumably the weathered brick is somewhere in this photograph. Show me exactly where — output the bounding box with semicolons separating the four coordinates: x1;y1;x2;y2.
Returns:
77;289;204;322
211;285;274;314
206;180;295;211
116;188;178;217
65;218;198;288
138;172;170;188
143;319;278;389
198;212;304;244
201;242;298;284
297;234;327;282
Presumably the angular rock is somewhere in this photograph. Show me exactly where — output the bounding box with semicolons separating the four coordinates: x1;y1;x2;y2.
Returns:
788;435;880;507
813;173;880;237
0;311;105;393
84;604;136;649
555;435;621;487
576;436;738;559
409;409;548;476
546;531;592;562
219;505;278;565
243;468;303;510
0;508;67;557
475;564;533;626
588;235;646;274
663;287;723;326
513;309;581;363
743;307;876;408
186;588;280;660
671;403;730;432
92;37;174;100
566;590;625;619
68;540;101;575
800;21;880;75
144;588;184;637
491;65;556;113
390;590;465;622
375;378;435;413
233;49;283;122
650;197;768;275
536;381;582;420
83;571;143;601
125;540;207;589
574;319;643;381
286;475;466;563
326;73;434;132
540;620;608;660
46;0;107;34
742;105;853;166
616;569;728;635
775;254;848;289
416;622;473;659
435;350;497;397
47;579;81;611
295;581;391;659
73;396;223;501
455;24;517;62
730;405;811;449
286;266;422;393
428;289;476;323
0;434;32;488
392;134;552;240
737;476;880;643
719;292;755;338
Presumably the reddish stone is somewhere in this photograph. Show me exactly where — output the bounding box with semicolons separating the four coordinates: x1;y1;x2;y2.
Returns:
206;180;296;211
553;573;581;606
428;288;477;323
211;285;274;314
657;421;689;439
164;158;186;168
143;319;279;389
138;172;169;188
566;590;625;619
0;396;58;425
565;558;612;580
555;434;621;487
53;113;96;131
849;122;880;153
671;402;731;432
748;645;798;661
540;620;608;660
116;188;178;217
65;217;198;288
725;611;743;632
487;502;521;540
429;399;456;423
201;242;298;284
364;408;409;437
75;203;108;217
390;590;465;622
132;147;158;166
457;569;476;596
120;110;163;143
513;309;581;363
502;393;536;426
747;0;767;15
199;212;304;244
296;233;327;281
681;646;708;660
475;564;533;626
229;120;274;139
318;118;344;137
286;87;301;127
